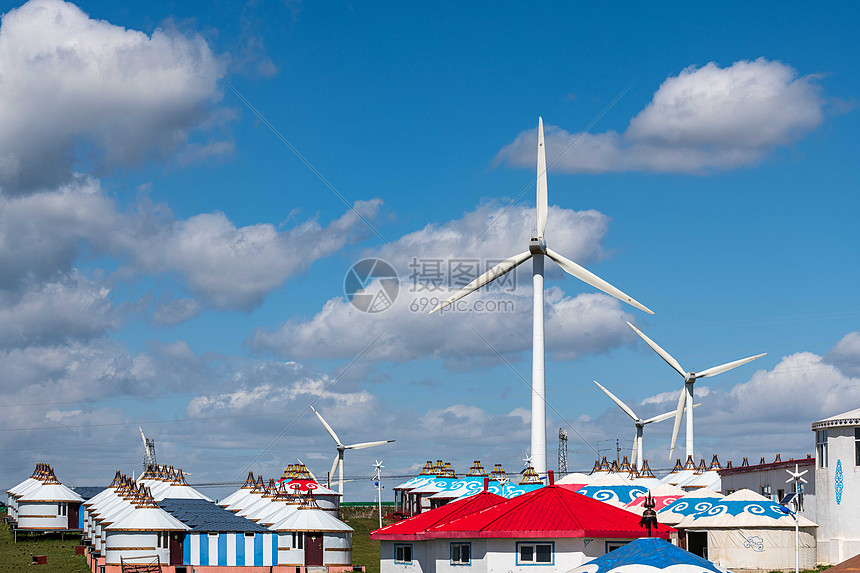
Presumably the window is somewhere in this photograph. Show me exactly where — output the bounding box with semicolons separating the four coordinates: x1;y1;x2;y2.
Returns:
855;428;860;466
450;543;470;566
517;542;553;565
157;532;169;549
777;489;785;502
58;503;67;516
817;430;828;467
605;541;630;553
395;544;413;564
761;485;772;500
292;532;303;549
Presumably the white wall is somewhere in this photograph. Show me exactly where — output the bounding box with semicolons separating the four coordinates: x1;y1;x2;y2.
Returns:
815;426;860;564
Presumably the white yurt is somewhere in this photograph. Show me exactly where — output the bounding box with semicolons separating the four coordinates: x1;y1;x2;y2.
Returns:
254;483;302;527
226;475;268;513
661;456;700;487
15;466;84;531
6;463;50;522
218;471;257;507
92;481;142;555
676;488;817;570
271;495;353;568
103;486;190;566
151;469;211;501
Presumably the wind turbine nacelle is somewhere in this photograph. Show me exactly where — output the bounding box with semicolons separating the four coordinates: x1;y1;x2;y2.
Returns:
529;237;546;254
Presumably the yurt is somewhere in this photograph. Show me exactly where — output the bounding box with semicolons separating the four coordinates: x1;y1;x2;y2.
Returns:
624;483;685;515
658;489;725;526
5;463;49;522
566;537;731;573
151;468;211;501
662;457;700;487
226;475;268;514
575;472;647;507
271;495;354;568
675;489;817;570
218;471;257;507
15;466;84;532
255;483;302;527
102;487;190;567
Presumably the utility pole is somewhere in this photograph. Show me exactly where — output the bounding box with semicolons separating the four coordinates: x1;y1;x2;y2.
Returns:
374;461;384;529
616;439;620;464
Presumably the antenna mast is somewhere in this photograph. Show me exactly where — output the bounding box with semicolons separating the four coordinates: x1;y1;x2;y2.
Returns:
557;428;568;476
139;426;157;472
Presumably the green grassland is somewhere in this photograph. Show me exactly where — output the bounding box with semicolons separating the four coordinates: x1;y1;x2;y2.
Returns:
0;509;89;573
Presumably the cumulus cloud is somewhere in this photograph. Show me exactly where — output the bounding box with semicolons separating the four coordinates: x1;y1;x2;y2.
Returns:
248;202;642;365
0;0;227;193
127;198;382;311
824;331;860;377
495;58;824;174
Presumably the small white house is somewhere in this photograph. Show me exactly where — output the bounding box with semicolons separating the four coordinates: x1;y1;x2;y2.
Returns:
15;466;84;532
812;407;860;564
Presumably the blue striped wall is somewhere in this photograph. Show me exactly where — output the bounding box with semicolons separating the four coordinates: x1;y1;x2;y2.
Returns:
186;532;277;566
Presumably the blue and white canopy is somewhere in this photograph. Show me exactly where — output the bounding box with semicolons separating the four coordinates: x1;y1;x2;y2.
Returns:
396;475;541;501
658;489;725;526
567;537;731;573
675;489;817;528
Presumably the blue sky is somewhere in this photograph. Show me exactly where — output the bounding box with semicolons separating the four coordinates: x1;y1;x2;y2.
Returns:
0;0;858;501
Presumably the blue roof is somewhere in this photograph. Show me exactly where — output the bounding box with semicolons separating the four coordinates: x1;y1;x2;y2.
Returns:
572;537;728;573
658;497;723;517
157;498;270;533
72;486;107;500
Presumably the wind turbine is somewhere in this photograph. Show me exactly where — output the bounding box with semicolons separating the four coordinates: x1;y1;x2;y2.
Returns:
139;426;156;472
626;322;765;459
310;406;394;498
429;118;654;477
593;381;699;471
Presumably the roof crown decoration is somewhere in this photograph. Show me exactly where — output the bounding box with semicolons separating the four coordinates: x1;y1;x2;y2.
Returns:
467;461;487;477
670;459;683;473
709;455;722;470
242;471;256;488
441;463;457;478
589;460;601;475
695;459;707;474
489;464;507;481
639;461;656;478
299;492;321;510
726;461;733;469
420;461;435;475
741;457;749;467
774;454;782;462
683;455;696;470
519;466;541;485
619;456;631;473
432;460;445;474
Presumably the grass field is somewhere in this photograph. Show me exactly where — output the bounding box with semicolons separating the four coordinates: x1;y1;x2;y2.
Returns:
0;509;89;573
0;506;387;573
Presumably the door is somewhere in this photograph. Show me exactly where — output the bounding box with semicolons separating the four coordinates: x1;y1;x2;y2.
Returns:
687;531;708;559
170;532;185;565
304;532;324;566
68;503;79;530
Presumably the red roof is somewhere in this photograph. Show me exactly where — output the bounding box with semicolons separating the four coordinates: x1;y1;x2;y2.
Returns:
423;485;673;539
370;491;506;540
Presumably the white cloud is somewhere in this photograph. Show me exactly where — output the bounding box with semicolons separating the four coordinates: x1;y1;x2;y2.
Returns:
0;0;227;192
495;58;824;174
248;201;643;365
824;331;860;377
0;272;116;346
127;198;382;311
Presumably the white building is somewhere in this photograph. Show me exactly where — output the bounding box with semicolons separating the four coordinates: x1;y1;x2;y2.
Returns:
813;407;860;564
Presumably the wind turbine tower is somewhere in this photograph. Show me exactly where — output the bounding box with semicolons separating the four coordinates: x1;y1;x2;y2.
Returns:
431;118;653;477
139;426;156;472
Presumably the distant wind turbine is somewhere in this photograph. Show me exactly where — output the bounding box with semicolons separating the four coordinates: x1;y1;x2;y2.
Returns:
310;406;394;498
593;380;699;470
626;322;765;459
430;118;654;477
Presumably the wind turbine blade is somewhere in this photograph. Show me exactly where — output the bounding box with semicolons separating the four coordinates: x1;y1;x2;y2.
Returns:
668;388;687;459
593;381;639;422
428;251;532;314
695;353;767;379
546;248;654;314
643;403;699;425
627;322;686;377
329;454;340;481
311;406;343;446
536;117;548;238
345;440;395;450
